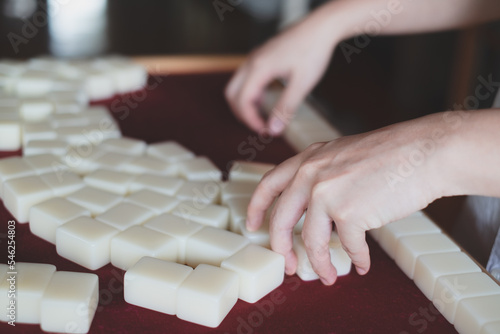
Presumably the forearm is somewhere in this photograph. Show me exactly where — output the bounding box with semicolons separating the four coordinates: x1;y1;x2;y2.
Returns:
440;109;500;198
309;0;500;46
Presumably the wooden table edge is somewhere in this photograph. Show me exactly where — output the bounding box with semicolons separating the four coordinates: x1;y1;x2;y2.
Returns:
132;54;246;75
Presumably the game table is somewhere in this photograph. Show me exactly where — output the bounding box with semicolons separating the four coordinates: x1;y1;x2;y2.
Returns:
0;55;463;334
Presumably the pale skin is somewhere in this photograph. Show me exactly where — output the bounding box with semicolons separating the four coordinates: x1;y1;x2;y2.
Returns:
225;0;500;285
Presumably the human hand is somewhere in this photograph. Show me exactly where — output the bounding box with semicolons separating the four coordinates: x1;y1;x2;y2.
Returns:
225;9;339;136
246;114;450;285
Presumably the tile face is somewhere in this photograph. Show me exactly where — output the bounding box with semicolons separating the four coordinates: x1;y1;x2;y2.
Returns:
110;226;178;270
0;115;21;151
124;257;193;315
146;141;194;164
24;154;63;175
225;197;251;233
30;197;91;244
100;137;146;156
40;171;85;196
96;202;155;231
56;217;119;270
178;156;222;182
144;213;204;264
377;215;442;259
22;122;57;145
3;175;54;223
172;201;229;229
293;232;352;281
185;227;250;267
122;156;178;176
229;161;275;182
454;294;500;334
394;233;460;279
175;180;221;205
129;174;184;196
414;252;481;300
92;152;134;171
40;271;99;334
0;157;35;197
221;244;285;303
481;321;500;334
177;264;239;328
220;181;257;205
19;98;54;122
84;169;135;195
432;272;500;324
0;263;56;324
23;139;68;157
124;189;179;215
66;186;123;216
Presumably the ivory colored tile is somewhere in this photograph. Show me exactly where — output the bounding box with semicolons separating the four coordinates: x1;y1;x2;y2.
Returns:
14;71;54;97
92;152;134;172
238;218;271;248
377;215;442;259
3;175;54;223
178;156;222;182
96;202;155;231
60;147;104;175
84;169;135;195
481;321;500;334
177;264;239;328
220;181;257;205
0;262;56;324
83;69;115;100
172;201;229;229
225;196;251;233
100;137;146;156
129;173;184;196
432;272;500;324
144;213;204;264
414;252;481;300
395;233;461;279
122;156;178;176
454;295;500;334
221;244;284;303
50;113;89;128
19;98;54;122
229;161;275;183
0;157;35;197
185;227;250;267
40;171;85;196
24;154;63;175
56;216;119;270
23;139;68;156
124;257;193;315
110;225;178;270
0;112;21;151
175;180;221;205
124;189;179;215
147;141;195;163
66;186;122;216
22;122;57;146
30;197;91;244
293;232;352;281
40;271;99;334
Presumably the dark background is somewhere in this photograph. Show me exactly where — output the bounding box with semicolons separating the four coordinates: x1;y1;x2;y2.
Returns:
1;0;500;253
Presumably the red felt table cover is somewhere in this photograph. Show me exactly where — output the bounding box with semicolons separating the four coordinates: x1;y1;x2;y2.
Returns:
0;73;457;334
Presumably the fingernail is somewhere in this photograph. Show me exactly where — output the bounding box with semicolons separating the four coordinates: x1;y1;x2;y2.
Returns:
320;277;332;286
269;117;284;135
245;219;254;232
357;267;368;275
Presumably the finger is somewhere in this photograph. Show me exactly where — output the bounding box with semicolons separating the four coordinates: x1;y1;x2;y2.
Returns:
302;199;337;285
246;152;306;232
269;171;312;275
234;68;275;133
225;63;248;109
267;74;308;136
335;220;371;276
